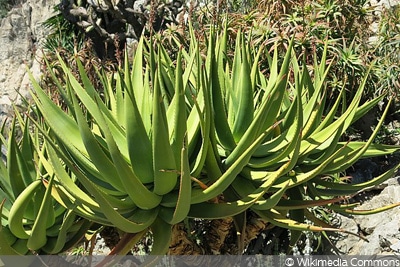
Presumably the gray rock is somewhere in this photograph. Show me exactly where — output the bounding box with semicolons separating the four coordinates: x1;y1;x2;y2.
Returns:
0;0;58;123
329;215;359;254
390;239;400;253
328;177;400;255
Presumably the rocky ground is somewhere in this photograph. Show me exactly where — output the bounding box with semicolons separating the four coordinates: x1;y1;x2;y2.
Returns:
326;175;400;255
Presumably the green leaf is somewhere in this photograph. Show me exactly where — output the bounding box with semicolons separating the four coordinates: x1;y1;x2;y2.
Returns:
8;120;29;197
159;145;191;224
150;218;172;255
27;175;55;250
208;29;236;151
231;33;254;142
124;57;154;184
152;63;177;196
335;202;400;215
224;39;293;168
167;50;188;170
254;209;341;233
191;122;281;204
71;91;126;193
72;170;158;233
0;200;23;255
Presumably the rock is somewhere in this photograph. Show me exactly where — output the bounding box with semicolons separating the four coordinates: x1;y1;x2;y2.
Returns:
348;159;379;184
93;234;111;255
327;177;400;255
390;239;400;253
329;215;359;254
370;0;400;9
0;0;58;123
0;95;12;118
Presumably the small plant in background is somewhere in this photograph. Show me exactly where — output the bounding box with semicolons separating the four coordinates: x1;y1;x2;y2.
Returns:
69;245;87;256
0;0;9;18
41;6;85;54
0;0;13;19
0;0;28;18
370;4;400;99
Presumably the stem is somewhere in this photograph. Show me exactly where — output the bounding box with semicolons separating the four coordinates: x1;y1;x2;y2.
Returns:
168;223;203;255
203;218;233;254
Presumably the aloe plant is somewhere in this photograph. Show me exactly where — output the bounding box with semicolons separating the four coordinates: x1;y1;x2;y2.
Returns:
26;37;207;255
3;24;399;256
0;116;93;256
186;27;400;249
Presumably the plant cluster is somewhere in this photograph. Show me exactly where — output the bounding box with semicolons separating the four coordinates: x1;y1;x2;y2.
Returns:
0;21;399;259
